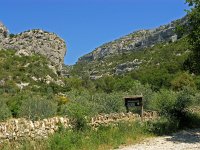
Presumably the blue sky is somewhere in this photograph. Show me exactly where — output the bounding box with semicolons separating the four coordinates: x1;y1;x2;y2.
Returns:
0;0;188;65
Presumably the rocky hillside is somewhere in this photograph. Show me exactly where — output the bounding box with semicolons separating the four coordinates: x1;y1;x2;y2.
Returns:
0;50;65;94
0;21;66;71
0;21;68;93
78;17;186;63
70;16;189;81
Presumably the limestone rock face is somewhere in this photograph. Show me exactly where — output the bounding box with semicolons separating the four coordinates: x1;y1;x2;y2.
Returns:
78;17;186;63
0;22;66;71
0;22;8;42
115;59;142;75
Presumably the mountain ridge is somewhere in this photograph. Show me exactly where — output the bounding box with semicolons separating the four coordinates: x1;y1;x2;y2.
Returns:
78;16;187;63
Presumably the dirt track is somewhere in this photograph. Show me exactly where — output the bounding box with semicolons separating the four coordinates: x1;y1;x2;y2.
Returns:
117;129;200;150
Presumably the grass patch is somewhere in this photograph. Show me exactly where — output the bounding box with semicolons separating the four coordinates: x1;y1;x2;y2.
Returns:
1;121;154;150
46;121;153;150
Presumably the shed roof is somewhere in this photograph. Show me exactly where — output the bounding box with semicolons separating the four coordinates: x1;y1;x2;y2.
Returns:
124;95;143;99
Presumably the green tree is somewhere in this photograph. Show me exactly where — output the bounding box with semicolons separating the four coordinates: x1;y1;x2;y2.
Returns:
184;0;200;73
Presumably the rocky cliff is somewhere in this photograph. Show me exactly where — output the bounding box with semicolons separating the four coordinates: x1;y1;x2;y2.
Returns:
0;22;66;71
0;22;8;40
78;17;186;63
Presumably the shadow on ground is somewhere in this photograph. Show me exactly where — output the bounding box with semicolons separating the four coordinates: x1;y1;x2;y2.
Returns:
166;129;200;144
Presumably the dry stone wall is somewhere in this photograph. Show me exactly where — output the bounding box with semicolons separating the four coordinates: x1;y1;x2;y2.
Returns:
0;111;157;143
91;111;157;127
0;117;70;143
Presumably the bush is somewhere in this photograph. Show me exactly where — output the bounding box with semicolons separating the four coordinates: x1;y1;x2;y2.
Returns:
194;75;200;90
149;88;194;128
0;99;12;121
18;94;58;120
193;92;200;105
114;76;141;92
171;72;196;91
62;89;126;115
95;76;116;93
149;89;177;117
63;102;91;131
147;117;179;135
63;77;84;91
93;92;125;114
173;89;194;127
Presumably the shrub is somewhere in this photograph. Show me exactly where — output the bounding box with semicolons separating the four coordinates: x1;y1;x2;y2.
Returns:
63;77;84;91
93;92;125;114
183;112;200;128
171;72;196;91
147;117;179;135
62;89;126;115
173;89;194;127
148;89;177;117
114;76;140;92
18;94;58;120
95;76;116;93
148;88;194;128
194;75;200;90
193;92;200;105
9;34;16;38
7;93;26;117
63;102;91;131
0;99;12;121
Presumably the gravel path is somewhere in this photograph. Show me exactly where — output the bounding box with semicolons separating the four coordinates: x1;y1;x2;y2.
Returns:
117;129;200;150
